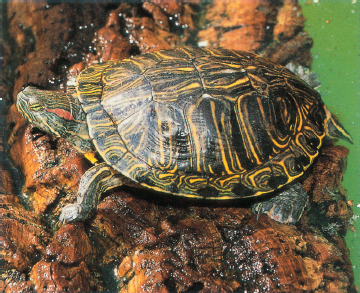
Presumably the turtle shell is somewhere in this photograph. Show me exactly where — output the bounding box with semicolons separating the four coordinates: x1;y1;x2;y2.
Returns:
76;47;327;199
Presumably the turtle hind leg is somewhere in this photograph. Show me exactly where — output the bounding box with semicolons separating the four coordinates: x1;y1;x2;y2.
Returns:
252;182;308;224
60;162;126;223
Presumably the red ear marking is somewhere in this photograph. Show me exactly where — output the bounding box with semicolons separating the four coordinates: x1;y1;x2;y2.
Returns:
47;108;75;120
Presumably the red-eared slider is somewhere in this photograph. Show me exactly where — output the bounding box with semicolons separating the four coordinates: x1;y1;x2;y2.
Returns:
16;47;353;224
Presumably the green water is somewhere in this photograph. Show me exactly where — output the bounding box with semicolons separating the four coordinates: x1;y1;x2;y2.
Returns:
300;0;360;287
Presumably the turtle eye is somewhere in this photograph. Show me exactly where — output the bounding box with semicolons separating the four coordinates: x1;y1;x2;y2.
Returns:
28;97;45;112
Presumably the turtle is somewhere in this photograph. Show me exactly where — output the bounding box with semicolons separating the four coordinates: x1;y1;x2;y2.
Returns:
16;47;353;224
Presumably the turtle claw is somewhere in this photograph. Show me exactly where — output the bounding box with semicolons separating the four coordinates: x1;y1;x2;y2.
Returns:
255;205;263;221
59;203;86;223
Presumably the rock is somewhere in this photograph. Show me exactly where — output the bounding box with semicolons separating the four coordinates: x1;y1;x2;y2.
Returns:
8;124;87;216
46;223;94;264
198;3;277;52
30;260;92;293
3;191;49;273
6;3;106;95
262;31;313;67
3;270;34;293
273;4;306;41
93;27;132;62
198;2;312;66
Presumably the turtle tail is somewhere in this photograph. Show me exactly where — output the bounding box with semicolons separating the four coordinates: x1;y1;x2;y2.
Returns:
325;107;353;144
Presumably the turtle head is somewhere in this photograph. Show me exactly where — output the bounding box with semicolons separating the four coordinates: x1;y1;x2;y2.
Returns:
17;86;93;153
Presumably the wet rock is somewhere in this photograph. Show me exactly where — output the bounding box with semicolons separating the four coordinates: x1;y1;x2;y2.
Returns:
107;4;181;53
262;31;313;67
2;152;49;274
198;3;277;52
8;124;87;216
6;3;105;99
46;223;94;264
303;146;350;205
148;3;197;43
13;49;61;97
3;191;49;273
116;249;233;293
301;146;354;246
94;191;159;247
198;2;312;66
90;176;354;292
3;270;34;293
30;260;92;293
2;166;15;196
142;2;171;32
93;27;132;62
67;3;198;79
273;4;306;41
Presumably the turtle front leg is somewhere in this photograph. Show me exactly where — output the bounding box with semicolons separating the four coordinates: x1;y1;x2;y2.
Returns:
252;182;308;224
60;162;125;223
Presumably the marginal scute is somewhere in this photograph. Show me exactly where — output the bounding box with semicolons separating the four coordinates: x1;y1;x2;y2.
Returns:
267;174;288;189
231;182;254;197
196;186;220;198
166;182;179;194
136;173;156;186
